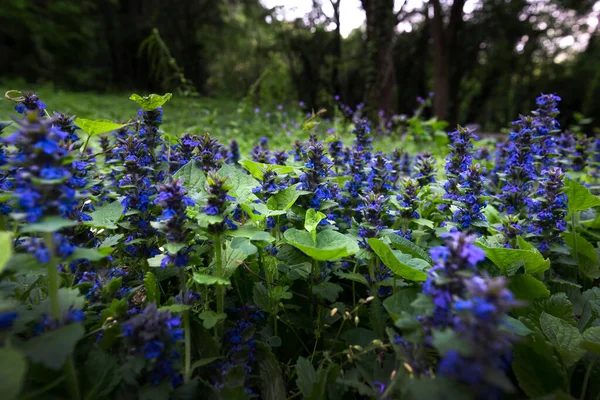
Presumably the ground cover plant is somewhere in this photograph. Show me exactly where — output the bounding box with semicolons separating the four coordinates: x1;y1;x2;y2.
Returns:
1;89;600;400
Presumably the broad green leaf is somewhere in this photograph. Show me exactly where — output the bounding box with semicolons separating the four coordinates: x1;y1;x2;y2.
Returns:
582;326;600;354
144;272;160;303
100;234;124;248
313;282;342;302
431;329;472;356
512;336;569;397
21;216;78;233
562;231;599;264
284;229;359;261
227;225;274;242
191;356;223;372
540;312;585;365
383;288;420;321
257;343;286;400
193;273;230;286
221;246;248;278
564;179;600;212
0;347;27;400
229;237;258;256
296;357;318;399
368;238;428;281
158;304;191;313
199;311;226;329
266;184;305;211
0;232;13;273
335;271;369;286
129;93;172;110
23;323;84;369
388;233;433;263
529;293;576;327
239;160;295;180
509;274;550;301
304;208;326;243
86;200;123;229
218;164;260;203
476;237;550;275
147;254;165;268
70;247;111;261
75;118;126;136
174;161;207;195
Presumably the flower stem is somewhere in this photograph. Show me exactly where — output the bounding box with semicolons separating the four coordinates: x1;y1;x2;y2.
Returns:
44;233;60;319
183;310;192;383
214;233;224;335
44;232;80;400
581;356;596;400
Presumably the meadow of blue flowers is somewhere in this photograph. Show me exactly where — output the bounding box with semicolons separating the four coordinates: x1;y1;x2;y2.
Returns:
0;90;599;400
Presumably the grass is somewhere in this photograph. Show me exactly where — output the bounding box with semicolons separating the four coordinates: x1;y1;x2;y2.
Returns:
0;82;433;155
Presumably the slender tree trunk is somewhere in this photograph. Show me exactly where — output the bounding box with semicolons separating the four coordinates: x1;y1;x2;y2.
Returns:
362;0;396;120
429;0;464;122
331;0;342;97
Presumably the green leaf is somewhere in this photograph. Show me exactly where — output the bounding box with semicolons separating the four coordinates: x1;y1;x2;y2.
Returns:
147;254;165;268
582;326;600;354
432;329;472;356
0;232;13;274
266;184;304;211
23;323;84;369
0;347;27;400
387;234;433;263
565;178;600;212
313;282;342;302
257;343;286;400
193;273;230;286
75;118;126;136
230;237;258;256
71;247;110;261
476;237;550;275
222;247;248;279
239;160;296;180
540;312;585;365
159;304;191;313
368;238;428;281
529;293;576;328
21;216;78;233
129;93;172;110
383;288;420;321
99;234;124;248
335;271;369;286
174;161;207;196
512;336;569;397
191;356;223;372
296;357;318;398
284;229;359;261
145;272;160;303
304;209;326;243
509;275;550;301
218;164;260;203
562;231;599;264
86;200;123;229
199;311;227;329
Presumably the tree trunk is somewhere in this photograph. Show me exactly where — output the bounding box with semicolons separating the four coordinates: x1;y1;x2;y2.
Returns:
362;0;396;120
430;0;464;122
331;0;342;97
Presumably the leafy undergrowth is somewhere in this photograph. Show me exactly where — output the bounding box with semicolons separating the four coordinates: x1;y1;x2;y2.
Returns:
0;91;599;400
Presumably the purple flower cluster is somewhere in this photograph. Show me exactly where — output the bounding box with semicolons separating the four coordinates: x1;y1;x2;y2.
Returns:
122;303;184;387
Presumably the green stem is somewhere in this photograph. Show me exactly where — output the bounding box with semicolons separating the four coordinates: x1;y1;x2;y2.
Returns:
179;267;192;383
369;257;384;339
80;134;92;155
214;234;224;335
0;215;6;231
44;233;80;400
64;356;81;400
44;233;60;319
572;211;580;265
183;310;192;383
581;356;596;400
